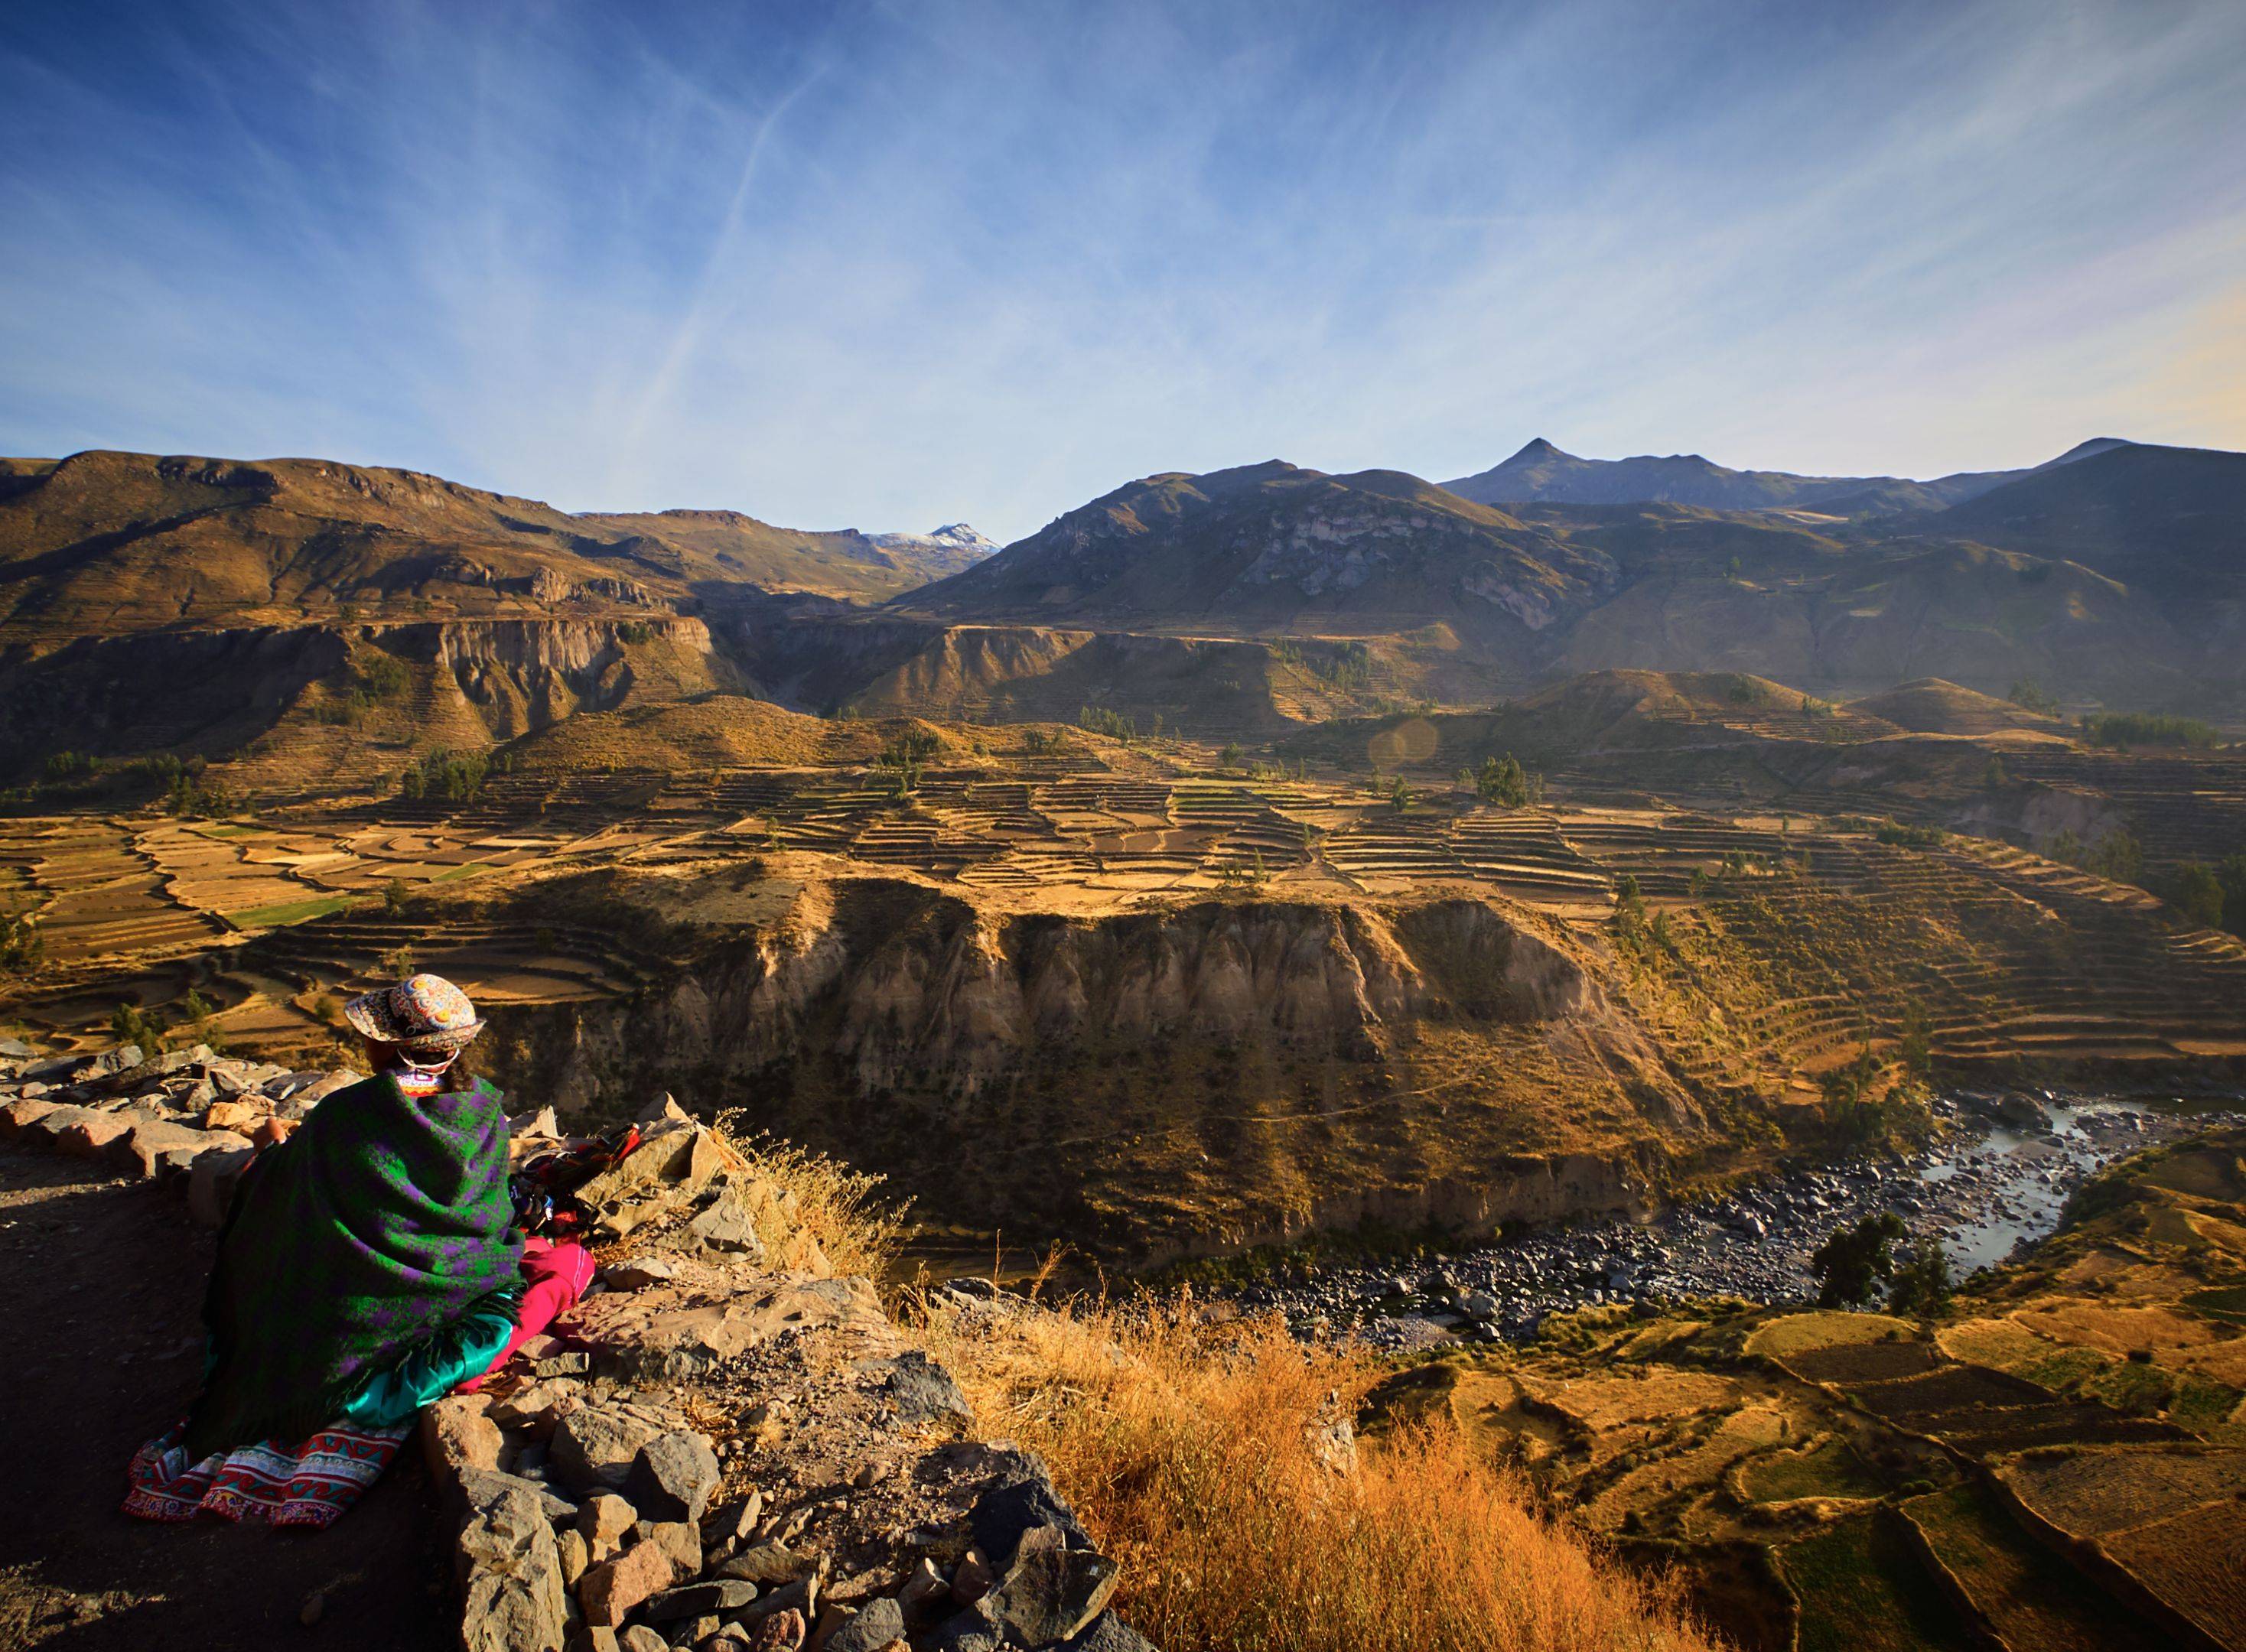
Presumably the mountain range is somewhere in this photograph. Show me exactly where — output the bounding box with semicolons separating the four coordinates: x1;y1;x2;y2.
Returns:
2;434;2241;785
1440;435;2131;515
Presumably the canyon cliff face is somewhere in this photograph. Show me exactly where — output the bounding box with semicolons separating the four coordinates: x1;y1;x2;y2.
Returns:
0;614;728;779
426;616;724;738
480;884;1701;1254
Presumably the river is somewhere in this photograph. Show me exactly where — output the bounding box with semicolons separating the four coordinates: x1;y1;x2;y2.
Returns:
1228;1090;2244;1349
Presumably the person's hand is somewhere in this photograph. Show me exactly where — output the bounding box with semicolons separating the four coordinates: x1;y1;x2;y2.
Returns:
249;1117;298;1149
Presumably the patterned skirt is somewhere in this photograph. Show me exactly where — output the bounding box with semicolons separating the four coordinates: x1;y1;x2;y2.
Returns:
123;1422;412;1527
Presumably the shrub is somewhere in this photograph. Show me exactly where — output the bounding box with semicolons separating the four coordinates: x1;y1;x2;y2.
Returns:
917;1295;1717;1652
2079;711;2218;750
0;913;44;979
2008;678;2059;715
1886;1238;1953;1317
1471;753;1541;808
711;1120;906;1280
1079;705;1136;742
1811;1211;1909;1308
2171;861;2225;928
2044;827;2143;883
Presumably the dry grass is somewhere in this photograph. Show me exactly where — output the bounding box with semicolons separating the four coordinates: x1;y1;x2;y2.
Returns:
920;1289;1722;1652
713;1114;910;1280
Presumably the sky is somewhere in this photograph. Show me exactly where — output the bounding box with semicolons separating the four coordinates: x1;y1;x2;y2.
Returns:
3;0;2243;545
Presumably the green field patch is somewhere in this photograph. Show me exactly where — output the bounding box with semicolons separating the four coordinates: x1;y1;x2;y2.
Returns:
430;862;490;883
1781;1514;1977;1652
228;895;352;928
2079;1358;2179;1417
1738;1437;1887;1503
1745;1310;1916;1359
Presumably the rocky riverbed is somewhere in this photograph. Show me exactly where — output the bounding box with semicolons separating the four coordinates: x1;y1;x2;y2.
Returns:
1226;1090;2246;1351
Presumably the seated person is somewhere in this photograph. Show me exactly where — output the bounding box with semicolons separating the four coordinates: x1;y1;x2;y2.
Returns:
125;973;591;1527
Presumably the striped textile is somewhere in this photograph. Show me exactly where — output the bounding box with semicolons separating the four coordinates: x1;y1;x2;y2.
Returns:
123;1422;411;1527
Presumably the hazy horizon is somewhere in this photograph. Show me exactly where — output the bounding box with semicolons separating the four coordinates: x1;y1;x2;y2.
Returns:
5;0;2243;541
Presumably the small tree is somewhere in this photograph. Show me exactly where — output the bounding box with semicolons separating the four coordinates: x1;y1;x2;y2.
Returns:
876;727;941;798
1983;755;2007;789
1886;1238;1953;1317
1898;999;1932;1080
1475;753;1532;808
382;878;411;919
2173;861;2225;928
1219;743;1244;771
1388;776;1413;813
1810;1211;1909;1308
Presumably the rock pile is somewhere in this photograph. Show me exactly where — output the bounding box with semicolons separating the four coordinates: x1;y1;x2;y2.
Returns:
0;1040;363;1224
430;1100;1153;1652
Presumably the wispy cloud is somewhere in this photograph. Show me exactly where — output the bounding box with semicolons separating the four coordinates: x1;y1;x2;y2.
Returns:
2;0;2241;541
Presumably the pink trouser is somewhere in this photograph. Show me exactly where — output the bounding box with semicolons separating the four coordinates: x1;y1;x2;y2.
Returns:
457;1236;594;1391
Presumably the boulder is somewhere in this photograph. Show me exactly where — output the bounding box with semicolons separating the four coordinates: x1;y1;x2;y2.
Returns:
551;1406;667;1494
686;1189;767;1260
897;1560;950;1628
556;1527;591;1587
109;1119;216;1180
718;1543;814;1586
618;1629;669;1652
202;1098;268;1134
459;1467;578;1524
824;1596;905;1652
28;1104;132;1157
643;1579;758;1621
578;1540;676;1628
457;1483;570;1652
984;1523;1118;1647
926;1599;1004;1652
646;1519;701;1575
622;1431;721;1524
1;1098;58;1140
876;1351;972;1431
491;1379;581;1437
423;1393;506;1501
187;1144;256;1228
1061;1611;1160;1652
967;1462;1086;1570
578;1493;639;1563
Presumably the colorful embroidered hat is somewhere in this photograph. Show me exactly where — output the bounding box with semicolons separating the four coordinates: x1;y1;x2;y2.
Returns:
343;972;485;1052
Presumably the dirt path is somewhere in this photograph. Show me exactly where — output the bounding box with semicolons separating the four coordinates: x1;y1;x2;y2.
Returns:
0;1148;454;1650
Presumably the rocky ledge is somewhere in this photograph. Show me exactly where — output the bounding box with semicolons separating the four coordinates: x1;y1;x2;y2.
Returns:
0;1038;1155;1652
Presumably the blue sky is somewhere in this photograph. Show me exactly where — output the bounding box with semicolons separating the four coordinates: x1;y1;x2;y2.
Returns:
3;0;2242;543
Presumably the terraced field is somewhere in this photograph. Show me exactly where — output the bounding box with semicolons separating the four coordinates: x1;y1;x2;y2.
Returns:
1368;1132;2246;1651
8;731;2246;1097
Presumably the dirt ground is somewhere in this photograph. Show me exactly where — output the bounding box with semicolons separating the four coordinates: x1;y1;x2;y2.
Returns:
0;1148;454;1650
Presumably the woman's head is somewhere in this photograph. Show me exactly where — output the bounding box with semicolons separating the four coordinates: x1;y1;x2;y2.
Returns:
343;974;483;1093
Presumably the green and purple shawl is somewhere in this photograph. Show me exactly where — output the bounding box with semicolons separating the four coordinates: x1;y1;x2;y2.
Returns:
184;1073;523;1457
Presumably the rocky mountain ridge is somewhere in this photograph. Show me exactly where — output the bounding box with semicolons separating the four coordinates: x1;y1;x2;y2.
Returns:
1440;434;2131;515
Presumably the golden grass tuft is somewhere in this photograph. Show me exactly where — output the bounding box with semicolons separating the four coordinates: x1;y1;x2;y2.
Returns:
713;1114;910;1280
920;1290;1722;1652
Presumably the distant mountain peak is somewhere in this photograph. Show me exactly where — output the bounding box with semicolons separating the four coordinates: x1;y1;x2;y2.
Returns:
2045;437;2134;467
1506;437;1571;463
862;522;1000;570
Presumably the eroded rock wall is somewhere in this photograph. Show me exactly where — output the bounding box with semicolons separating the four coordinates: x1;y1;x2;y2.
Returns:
479;885;1700;1255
